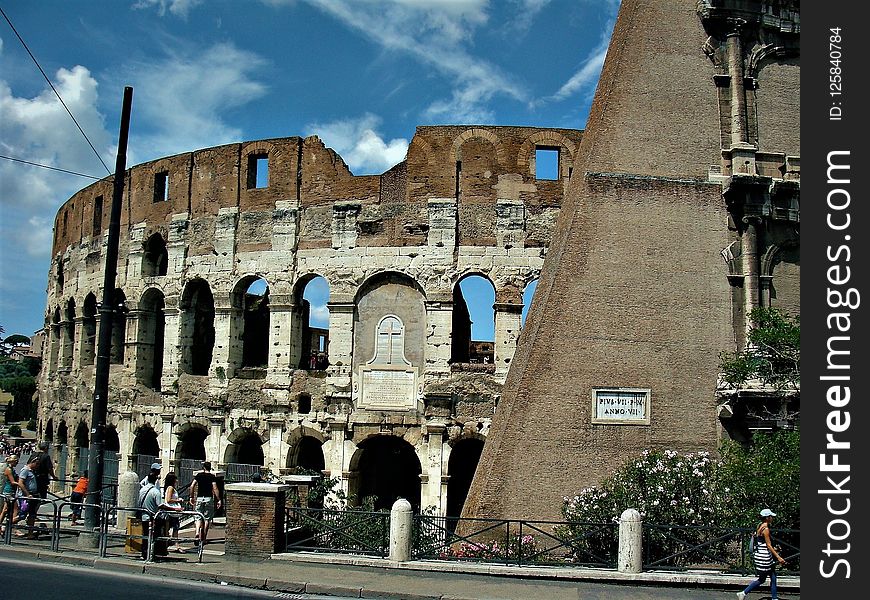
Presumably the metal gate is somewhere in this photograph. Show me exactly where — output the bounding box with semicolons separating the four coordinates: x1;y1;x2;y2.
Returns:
225;462;262;483
178;458;201;500
134;454;159;482
102;451;120;505
77;447;89;477
56;444;68;484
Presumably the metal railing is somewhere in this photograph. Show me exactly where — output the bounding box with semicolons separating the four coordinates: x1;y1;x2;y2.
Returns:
0;493;205;563
412;514;619;568
641;523;801;574
285;505;390;557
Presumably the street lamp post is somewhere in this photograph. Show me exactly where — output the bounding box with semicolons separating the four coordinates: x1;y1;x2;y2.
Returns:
83;86;133;533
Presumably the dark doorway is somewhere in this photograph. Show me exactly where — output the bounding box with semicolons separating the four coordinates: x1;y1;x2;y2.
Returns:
446;438;484;530
353;436;421;512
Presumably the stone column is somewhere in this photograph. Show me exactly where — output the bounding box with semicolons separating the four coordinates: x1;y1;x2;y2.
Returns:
618;508;643;574
324;421;347;479
424;300;453;376
389;498;413;562
167;213;189;276
224;483;289;559
741;217;761;336
208;417;224;466
493;302;523;378
212;302;233;380
326;302;354;370
267;418;285;474
159;413;175;467
71;316;85;372
118;410;133;470
267;296;295;381
421;423;446;512
160;299;181;392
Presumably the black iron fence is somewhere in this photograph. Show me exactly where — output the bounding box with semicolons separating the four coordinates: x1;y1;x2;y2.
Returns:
285;505;390;557
642;523;801;574
412;514;618;568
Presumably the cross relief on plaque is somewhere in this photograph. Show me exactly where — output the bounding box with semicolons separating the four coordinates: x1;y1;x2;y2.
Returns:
357;315;418;411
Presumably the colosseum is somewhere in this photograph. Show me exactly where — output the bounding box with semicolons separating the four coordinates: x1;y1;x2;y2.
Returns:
37;125;582;515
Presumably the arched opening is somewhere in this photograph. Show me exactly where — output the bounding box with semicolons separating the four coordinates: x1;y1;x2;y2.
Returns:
132;424;160;480
176;425;208;491
61;298;76;369
44;418;54;443
81;293;97;366
75;421;90;475
136;288;165;390
297;393;311;415
229;276;270;373
49;307;61;372
180;279;215;376
446;438;485;531
521;279;539;328
350;436;421;512
104;426;120;452
110;288;127;365
295;276;330;370
142;232;168;277
224;429;265;482
55;420;69;482
287;436;325;472
451;275;495;364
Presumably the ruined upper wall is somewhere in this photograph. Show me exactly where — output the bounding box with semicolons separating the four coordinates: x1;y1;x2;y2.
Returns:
51;126;581;259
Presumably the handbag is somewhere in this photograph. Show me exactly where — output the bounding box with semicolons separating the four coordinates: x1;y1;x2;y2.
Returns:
18;498;28;513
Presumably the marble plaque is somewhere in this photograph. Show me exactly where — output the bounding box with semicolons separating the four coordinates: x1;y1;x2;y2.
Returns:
358;365;417;410
591;388;651;424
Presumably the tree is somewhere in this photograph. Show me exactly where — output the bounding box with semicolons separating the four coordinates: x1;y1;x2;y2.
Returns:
719;307;799;390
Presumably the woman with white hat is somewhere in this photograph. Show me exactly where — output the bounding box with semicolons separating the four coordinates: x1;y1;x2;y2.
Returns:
737;508;787;599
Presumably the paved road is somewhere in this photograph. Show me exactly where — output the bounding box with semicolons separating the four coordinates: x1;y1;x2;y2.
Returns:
0;557;355;600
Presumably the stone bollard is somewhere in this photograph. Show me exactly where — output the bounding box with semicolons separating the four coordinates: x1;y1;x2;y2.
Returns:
618;508;643;573
118;471;141;513
388;498;413;562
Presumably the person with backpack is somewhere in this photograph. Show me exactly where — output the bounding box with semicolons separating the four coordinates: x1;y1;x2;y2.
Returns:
137;467;181;560
737;508;787;599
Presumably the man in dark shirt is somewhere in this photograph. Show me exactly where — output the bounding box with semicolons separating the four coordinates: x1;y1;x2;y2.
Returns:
189;461;221;546
34;441;55;499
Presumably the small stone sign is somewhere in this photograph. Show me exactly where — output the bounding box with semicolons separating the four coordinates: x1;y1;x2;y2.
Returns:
358;365;418;411
591;388;651;425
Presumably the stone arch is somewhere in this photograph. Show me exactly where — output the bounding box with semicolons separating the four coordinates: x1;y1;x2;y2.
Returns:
110;288;127;365
452;272;496;362
228;275;271;372
175;422;209;461
292;273;331;370
347;434;422;511
142;232;169;277
74;421;89;449
132;423;160;457
179;278;215;376
49;306;61;371
517;131;577;179
44;418;54;443
407;135;437;167
224;428;265;467
61;297;76;369
57;420;69;445
81;293;97;367
286;426;326;472
446;436;485;527
136;287;165;390
104;425;121;452
451;128;505;165
521;278;539;327
353;271;426;374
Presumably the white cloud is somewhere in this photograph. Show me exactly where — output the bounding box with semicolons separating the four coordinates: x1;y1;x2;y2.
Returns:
305;113;408;174
132;0;204;19
309;305;330;329
545;13;616;104
117;41;269;161
299;0;524;123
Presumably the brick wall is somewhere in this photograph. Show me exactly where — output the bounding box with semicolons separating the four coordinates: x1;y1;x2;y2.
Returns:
225;483;288;559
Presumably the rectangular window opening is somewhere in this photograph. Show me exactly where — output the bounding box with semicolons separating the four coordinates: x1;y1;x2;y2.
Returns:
154;172;169;203
92;196;103;236
535;147;560;180
248;154;269;189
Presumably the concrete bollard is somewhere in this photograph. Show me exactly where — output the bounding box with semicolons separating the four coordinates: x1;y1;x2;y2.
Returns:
388;498;413;562
618;508;643;573
118;470;141;514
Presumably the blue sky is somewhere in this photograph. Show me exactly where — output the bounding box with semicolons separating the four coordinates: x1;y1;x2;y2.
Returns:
0;0;618;340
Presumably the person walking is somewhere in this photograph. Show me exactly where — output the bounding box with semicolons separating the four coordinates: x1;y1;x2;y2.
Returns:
163;472;185;552
0;455;19;534
16;455;40;538
34;441;55;500
737;508;787;599
189;461;221;547
68;470;88;525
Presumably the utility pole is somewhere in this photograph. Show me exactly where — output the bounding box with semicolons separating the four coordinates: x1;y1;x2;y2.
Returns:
84;86;133;533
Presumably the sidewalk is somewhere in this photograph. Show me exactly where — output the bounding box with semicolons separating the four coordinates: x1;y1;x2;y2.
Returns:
0;527;800;600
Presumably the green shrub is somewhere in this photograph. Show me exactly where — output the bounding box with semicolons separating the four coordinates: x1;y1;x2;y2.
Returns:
7;424;22;437
26;419;36;431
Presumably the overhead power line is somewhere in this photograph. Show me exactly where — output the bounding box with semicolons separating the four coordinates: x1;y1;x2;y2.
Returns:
0;155;102;180
0;6;112;175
